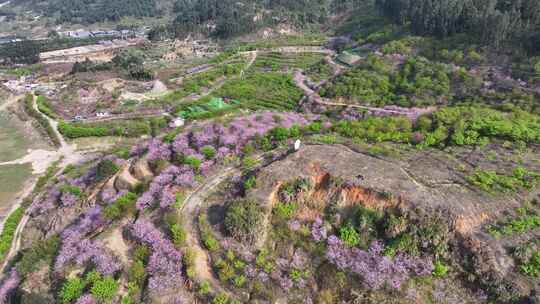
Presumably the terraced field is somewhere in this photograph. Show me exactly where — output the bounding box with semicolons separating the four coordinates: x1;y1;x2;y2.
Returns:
251;52;326;72
212;72;303;111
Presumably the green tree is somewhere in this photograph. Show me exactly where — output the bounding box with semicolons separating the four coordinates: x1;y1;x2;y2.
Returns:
59;277;85;304
224;199;264;244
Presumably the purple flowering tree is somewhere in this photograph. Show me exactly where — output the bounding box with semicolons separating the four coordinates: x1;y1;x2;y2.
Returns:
0;269;20;304
55;207;121;276
136;112;310;211
128;219;183;291
324;235;433;290
75;294;97;304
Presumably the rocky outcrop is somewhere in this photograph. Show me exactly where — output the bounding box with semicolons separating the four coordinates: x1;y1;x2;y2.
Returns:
115;166;140;191
251;144;520;235
247;144;532;288
132;158;154;183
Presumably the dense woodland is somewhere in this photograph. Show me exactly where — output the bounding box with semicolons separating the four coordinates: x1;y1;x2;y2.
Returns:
8;0;159;23
153;0;365;39
375;0;540;51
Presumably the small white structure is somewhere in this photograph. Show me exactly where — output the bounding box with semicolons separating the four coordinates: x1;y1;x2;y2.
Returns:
170;117;185;128
294;139;301;151
96;112;110;118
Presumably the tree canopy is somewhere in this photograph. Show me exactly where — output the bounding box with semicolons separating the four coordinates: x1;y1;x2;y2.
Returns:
375;0;540;49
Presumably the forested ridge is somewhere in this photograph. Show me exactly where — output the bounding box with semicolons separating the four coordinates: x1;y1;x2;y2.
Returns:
7;0;540;51
8;0;159;23
48;0;159;24
376;0;540;51
155;0;365;39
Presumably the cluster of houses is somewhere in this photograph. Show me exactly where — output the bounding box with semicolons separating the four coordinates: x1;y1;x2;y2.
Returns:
0;36;22;45
58;28;146;39
2;76;59;97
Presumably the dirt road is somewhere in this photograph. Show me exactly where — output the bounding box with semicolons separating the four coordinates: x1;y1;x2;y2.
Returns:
0;95;86;276
180;166;238;293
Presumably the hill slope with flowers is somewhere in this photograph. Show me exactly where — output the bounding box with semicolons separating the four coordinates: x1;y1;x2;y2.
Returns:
0;1;539;303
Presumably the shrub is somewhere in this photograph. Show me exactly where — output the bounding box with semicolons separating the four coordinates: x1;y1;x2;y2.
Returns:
339;223;361;247
535;59;540;75
35;161;61;192
233;275;246;287
91;276;118;303
520;251;540;277
170;224;186;247
274;202;298;220
199;281;211;295
17;236;60;276
243;176;257;190
466;50;484;63
174;192;185;209
467;167;540;193
201;146;217;159
60;185;82;196
104;192;137;221
58;121;109;138
58;120;152;139
242;157;259;170
224;199;264;243
128;260;146;286
433;260;449;277
212;293;229;304
423;106;540;148
36;95;58;119
104;204;122;220
381;39;412;55
269;127;290;142
212;71;303;111
59;277;85;304
96;160;120;181
133;244;150;262
85;270;102;285
199;214;219;251
215;259;235;282
242;143;255;155
335;117;413;144
183;156;202;170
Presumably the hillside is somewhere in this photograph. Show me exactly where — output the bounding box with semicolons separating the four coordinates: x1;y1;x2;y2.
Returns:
0;0;538;303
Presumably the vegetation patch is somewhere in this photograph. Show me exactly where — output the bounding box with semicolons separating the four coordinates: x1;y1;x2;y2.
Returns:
252;52;325;72
212;72;303;111
321;55;452;107
0;207;24;261
23;94;61;147
487;203;540;237
467;167;540;193
58;118;163;139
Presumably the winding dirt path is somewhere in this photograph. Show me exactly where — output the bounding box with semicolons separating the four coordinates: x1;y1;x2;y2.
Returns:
180;166;238;293
0;95;86;276
0;214;29;272
179;152;268;294
243;50;258;73
293;69;436;120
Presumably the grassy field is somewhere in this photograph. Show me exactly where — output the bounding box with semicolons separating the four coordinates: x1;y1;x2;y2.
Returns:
0;113;51;162
0;164;32;216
